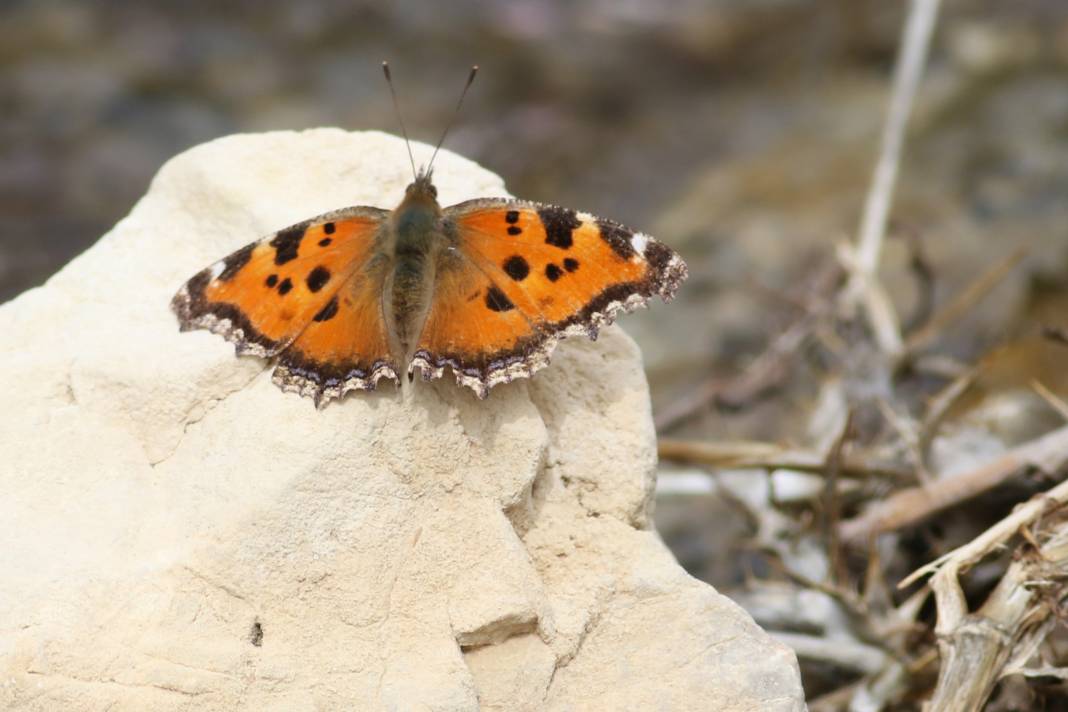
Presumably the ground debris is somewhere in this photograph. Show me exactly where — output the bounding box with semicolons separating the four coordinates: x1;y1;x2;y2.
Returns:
654;3;1068;708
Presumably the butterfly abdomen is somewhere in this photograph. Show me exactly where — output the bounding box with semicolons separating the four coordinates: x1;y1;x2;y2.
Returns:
387;197;445;359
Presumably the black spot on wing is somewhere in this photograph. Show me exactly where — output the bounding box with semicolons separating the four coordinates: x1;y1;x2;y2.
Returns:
270;223;306;265
538;206;581;250
485;285;515;312
278;277;293;295
507;226;522;236
319;237;332;247
306;266;331;292
564;258;579;272
503;255;530;281
265;274;278;288
545;263;563;282
313;296;339;322
596;218;636;260
505;210;520;224
323;222;336;234
219;243;255;281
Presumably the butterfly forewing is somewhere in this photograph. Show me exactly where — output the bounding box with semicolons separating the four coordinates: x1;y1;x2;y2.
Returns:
171;205;399;404
409;199;687;396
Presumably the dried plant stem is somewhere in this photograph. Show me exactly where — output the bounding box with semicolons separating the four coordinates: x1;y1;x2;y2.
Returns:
840;424;1068;544
925;513;1068;710
844;0;942;356
653;313;814;432
902;474;1068;590
653;260;842;433
904;246;1027;355
854;0;941;274
917;365;981;467
809;682;861;712
823;411;854;585
1031;379;1068;422
896;480;1068;709
772;631;888;675
657;438;912;482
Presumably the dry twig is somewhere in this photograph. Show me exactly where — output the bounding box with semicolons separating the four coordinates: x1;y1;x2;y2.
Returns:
1031;379;1068;423
654;260;842;432
1042;325;1068;348
842;0;943;358
839;424;1068;545
904;246;1028;356
901;474;1068;590
657;438;912;482
917;365;981;469
823;410;855;585
911;493;1068;711
773;631;888;675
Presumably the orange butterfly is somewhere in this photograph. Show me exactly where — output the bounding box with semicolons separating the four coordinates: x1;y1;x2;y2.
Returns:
171;66;687;406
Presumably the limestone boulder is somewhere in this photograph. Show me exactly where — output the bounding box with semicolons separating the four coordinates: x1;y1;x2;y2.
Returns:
0;129;805;711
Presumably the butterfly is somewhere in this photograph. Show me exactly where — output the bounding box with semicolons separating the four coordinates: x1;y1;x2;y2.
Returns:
171;66;687;407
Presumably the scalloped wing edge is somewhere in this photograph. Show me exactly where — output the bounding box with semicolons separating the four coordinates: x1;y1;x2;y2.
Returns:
272;362;399;408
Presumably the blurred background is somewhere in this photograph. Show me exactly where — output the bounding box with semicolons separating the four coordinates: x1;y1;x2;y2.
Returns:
6;0;1068;707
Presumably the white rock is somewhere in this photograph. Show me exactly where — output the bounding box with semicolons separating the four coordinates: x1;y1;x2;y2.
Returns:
0;129;805;711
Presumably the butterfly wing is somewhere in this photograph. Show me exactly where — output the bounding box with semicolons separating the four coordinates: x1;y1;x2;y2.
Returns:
410;199;687;396
171;206;399;406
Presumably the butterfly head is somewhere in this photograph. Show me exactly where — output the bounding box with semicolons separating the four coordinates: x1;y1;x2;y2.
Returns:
401;169;440;210
405;169;438;199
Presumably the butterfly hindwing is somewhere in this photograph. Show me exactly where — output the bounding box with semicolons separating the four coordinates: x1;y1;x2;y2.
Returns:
409;243;545;395
271;255;398;405
411;199;687;396
171;205;399;405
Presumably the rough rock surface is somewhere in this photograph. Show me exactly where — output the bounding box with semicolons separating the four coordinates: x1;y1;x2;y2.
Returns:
0;129;805;711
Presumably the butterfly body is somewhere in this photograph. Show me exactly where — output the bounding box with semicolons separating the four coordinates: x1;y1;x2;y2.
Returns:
382;177;440;363
172;168;687;406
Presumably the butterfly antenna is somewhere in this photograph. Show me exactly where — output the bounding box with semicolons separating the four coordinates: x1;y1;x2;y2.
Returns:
382;61;418;181
426;65;479;175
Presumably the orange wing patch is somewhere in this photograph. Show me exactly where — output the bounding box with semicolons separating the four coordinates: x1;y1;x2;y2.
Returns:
171;207;398;405
414;200;687;395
